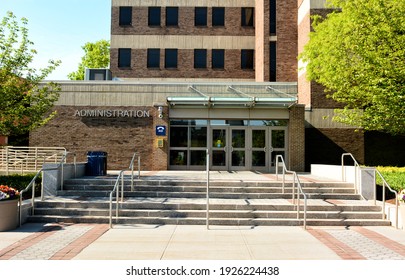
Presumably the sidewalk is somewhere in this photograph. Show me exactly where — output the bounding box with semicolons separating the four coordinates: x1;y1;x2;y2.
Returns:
1;223;405;260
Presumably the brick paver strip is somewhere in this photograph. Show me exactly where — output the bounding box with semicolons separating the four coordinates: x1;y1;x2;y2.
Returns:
307;227;366;260
50;224;109;260
352;227;405;257
0;224;64;260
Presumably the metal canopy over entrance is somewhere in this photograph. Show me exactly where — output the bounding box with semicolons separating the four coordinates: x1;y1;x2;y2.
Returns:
167;82;297;108
167;82;297;171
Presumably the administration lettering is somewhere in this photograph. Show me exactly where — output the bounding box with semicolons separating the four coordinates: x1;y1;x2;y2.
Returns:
74;109;150;118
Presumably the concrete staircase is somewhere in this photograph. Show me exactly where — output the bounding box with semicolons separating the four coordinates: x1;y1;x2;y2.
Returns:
28;174;391;227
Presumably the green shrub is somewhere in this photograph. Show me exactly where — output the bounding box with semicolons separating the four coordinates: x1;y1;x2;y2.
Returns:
376;167;405;193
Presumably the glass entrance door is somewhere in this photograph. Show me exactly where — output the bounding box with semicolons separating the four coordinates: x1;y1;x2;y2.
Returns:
250;127;287;172
230;128;246;170
211;127;247;171
211;128;227;170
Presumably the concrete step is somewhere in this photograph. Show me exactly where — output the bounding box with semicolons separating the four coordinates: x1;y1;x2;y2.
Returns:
33;208;384;220
56;190;362;200
61;184;357;194
27;215;391;227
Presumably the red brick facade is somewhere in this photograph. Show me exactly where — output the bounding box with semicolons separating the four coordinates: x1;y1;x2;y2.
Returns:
30;106;169;171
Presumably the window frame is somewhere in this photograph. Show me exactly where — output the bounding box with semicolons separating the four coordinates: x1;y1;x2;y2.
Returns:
212;49;225;69
147;49;160;68
241;49;254;70
119;6;132;26
118;48;131;68
241;7;254;27
195;7;208;26
165;49;178;69
194;49;207;69
148;7;161;27
212;7;225;27
166;7;179;27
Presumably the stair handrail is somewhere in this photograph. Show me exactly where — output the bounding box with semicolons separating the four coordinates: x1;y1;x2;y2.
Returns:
374;169;399;229
18;151;76;226
341;153;361;194
275;155;307;229
109;152;141;228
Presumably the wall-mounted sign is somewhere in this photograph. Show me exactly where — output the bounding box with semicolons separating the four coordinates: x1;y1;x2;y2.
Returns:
74;109;150;118
156;125;166;136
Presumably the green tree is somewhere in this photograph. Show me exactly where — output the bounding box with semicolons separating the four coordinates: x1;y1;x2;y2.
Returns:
0;11;61;137
300;0;405;135
68;39;110;80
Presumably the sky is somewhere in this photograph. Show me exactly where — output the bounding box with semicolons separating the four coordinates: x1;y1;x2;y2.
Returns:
0;0;111;80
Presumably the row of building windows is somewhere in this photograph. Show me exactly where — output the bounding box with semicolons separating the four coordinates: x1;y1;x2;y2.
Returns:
118;49;254;70
119;6;254;27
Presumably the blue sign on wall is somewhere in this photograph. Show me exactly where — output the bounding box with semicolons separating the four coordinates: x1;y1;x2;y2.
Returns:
156;125;166;136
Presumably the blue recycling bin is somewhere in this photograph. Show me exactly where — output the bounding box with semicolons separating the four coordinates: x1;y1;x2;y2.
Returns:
86;151;107;176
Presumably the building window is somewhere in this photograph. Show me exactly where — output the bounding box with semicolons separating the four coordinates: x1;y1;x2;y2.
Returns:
166;7;178;26
270;0;276;35
165;49;178;68
118;48;131;68
147;49;160;68
270;42;277;81
195;7;207;26
212;7;225;27
148;7;161;26
194;49;207;69
241;7;254;27
119;7;132;26
212;49;224;69
241;50;254;69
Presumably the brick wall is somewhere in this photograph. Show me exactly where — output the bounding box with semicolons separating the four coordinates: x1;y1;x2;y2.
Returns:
288;104;305;172
110;48;255;80
29;106;169;171
277;0;298;82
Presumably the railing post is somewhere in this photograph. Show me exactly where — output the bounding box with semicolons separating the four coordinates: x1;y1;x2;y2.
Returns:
382;182;386;220
32;181;36;216
121;172;124;202
137;155;141;179
206;149;210;230
109;194;113;228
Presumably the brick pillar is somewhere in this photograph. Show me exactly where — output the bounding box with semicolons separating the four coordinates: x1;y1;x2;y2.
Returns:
152;105;169;170
288;104;305;171
0;136;7;146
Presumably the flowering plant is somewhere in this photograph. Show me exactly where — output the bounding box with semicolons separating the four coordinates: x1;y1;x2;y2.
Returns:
0;185;20;201
399;189;405;204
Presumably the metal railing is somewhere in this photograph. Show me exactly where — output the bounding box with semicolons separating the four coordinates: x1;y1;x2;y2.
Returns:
18;151;76;226
275;155;307;229
109;152;141;228
341;153;361;194
341;153;399;229
206;149;210;230
374;169;399;229
0;146;66;175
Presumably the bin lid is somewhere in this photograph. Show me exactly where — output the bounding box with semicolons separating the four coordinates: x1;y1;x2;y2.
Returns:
87;151;107;156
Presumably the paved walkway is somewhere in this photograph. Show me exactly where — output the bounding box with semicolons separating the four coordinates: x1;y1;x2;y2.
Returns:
1;223;405;260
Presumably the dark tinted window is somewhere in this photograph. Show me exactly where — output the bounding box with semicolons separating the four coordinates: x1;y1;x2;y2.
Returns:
166;7;178;26
194;49;207;69
195;7;207;26
119;7;132;26
270;42;277;81
241;49;254;69
212;7;225;26
212;49;224;69
270;0;276;34
241;8;254;27
147;49;160;68
165;49;178;68
118;48;131;68
148;7;161;26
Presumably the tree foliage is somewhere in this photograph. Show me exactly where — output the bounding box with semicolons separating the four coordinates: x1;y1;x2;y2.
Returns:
68;39;110;80
0;11;61;136
300;0;405;135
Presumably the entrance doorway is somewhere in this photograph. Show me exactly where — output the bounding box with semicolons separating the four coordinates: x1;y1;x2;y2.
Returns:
169;119;288;172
